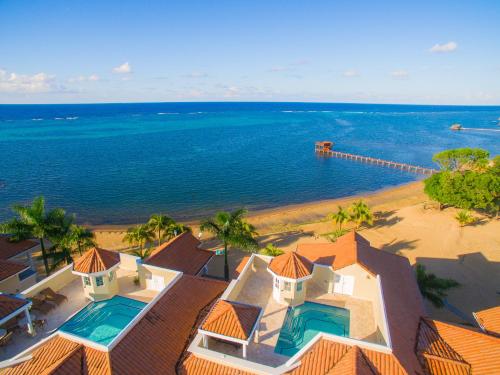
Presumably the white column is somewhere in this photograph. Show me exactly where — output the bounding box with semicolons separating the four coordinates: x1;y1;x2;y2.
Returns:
254;326;259;343
27;251;35;270
24;308;34;336
202;334;208;348
242;343;247;359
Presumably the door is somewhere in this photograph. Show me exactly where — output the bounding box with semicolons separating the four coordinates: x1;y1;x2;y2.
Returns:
333;274;355;296
146;274;165;291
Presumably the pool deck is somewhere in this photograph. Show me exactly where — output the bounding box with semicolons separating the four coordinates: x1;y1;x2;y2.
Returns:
207;256;383;365
0;268;158;362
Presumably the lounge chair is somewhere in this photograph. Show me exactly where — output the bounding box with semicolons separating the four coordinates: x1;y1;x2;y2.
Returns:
31;297;55;315
0;331;13;347
34;319;47;330
40;288;67;306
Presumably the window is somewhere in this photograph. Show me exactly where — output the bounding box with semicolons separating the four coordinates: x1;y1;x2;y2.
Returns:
284;281;291;291
95;276;104;286
83;277;91;286
274;277;280;289
297;281;303;292
108;271;114;282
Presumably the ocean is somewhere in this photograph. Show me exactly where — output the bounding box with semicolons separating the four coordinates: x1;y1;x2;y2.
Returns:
0;102;499;224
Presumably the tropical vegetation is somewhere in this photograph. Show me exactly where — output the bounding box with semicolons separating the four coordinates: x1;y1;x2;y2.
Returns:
415;264;460;308
455;210;476;227
124;224;155;254
348;200;373;229
201;208;258;281
260;243;284;256
328;205;350;231
424;148;500;214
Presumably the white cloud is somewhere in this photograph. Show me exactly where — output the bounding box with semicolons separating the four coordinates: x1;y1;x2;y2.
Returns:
429;41;458;53
0;69;59;93
68;74;100;83
343;69;359;77
391;70;409;79
112;62;132;74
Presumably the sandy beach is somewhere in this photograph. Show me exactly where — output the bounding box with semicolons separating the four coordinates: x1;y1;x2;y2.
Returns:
92;181;500;324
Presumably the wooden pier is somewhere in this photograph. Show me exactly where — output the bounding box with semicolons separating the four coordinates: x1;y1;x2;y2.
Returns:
315;141;438;175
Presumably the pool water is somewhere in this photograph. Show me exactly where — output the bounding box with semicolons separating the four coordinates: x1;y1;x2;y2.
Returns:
275;302;350;356
59;295;147;346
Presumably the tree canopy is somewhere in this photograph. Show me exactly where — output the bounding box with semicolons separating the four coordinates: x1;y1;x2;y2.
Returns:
432;148;490;172
425;148;500;214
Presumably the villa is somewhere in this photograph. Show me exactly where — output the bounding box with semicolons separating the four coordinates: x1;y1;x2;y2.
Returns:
0;236;40;294
0;231;499;374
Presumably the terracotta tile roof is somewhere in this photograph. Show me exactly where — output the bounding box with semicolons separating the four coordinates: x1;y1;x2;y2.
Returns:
5;275;227;374
179;354;255;375
416;319;470;375
287;339;405;375
109;275;227;374
73;247;120;274
268;251;313;279
326;346;375;375
0;259;28;282
232;256;251;279
144;232;213;275
422;318;500;375
296;231;375;273
474;306;500;337
298;232;426;375
4;336;111;375
0;294;29;320
201;300;261;340
0;235;38;260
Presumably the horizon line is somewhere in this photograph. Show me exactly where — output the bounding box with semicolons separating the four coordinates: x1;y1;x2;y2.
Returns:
1;100;500;107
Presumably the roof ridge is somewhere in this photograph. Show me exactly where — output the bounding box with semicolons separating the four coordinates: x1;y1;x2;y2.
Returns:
426;318;500;343
40;342;84;375
352;346;377;375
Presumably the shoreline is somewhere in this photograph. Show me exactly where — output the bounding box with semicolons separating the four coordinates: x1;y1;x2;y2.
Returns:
91;180;426;233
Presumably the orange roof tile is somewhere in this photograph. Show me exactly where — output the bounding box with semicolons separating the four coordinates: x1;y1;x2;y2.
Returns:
201;300;261;340
474;306;500;337
416;319;470;375
0;259;28;282
326;346;375;375
0;236;38;260
268;252;313;279
0;294;29;320
144;232;213;275
109;275;227;374
73;247;120;274
179;354;255;375
4;336;111;375
423;318;500;375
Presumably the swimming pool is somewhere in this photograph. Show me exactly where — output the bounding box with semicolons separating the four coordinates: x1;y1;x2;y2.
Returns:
59;295;147;346
275;302;350;356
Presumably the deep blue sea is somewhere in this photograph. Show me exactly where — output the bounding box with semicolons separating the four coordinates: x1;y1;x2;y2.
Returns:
0;102;499;224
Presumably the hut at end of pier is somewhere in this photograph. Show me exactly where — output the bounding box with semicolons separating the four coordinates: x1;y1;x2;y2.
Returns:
315;141;333;152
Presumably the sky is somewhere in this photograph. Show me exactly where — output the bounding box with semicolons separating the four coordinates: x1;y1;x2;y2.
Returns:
0;0;499;105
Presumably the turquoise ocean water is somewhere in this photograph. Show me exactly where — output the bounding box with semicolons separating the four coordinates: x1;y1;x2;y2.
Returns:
0;102;499;224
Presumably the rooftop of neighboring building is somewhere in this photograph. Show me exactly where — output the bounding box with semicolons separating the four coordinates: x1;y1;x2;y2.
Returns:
0;236;38;260
144;232;213;275
473;305;500;337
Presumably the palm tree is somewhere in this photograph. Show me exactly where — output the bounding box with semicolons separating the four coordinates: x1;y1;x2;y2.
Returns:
200;208;258;281
328;206;351;231
132;244;154;260
415;264;460;308
48;213;76;267
349;200;373;229
148;214;175;246
124;224;155;254
0;218;32;242
68;224;96;256
260;244;284;256
164;222;190;241
2;196;65;275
